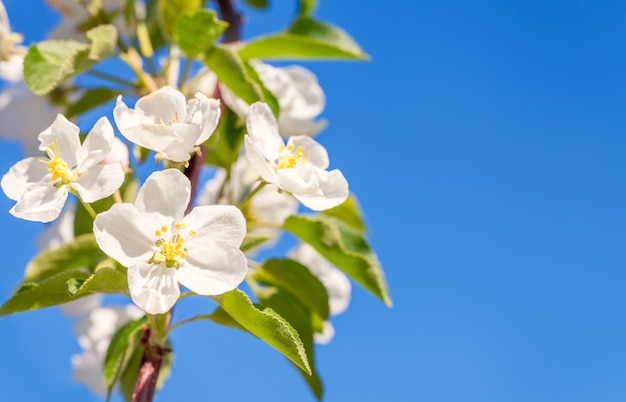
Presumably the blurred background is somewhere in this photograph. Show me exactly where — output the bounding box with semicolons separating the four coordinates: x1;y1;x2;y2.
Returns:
1;0;626;401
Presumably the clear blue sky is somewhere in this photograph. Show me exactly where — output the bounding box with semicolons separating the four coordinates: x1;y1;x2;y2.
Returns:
2;1;626;401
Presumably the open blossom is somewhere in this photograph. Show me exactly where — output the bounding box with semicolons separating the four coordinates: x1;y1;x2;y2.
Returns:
72;305;144;394
94;169;247;314
114;86;220;163
244;102;348;211
0;0;22;61
290;243;351;344
189;62;326;136
197;156;298;248
1;114;124;222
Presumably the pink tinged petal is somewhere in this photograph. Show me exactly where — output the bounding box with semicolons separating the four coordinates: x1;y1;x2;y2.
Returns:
246;102;283;160
128;262;180;314
187;94;220;145
179;241;247;296
135;86;187;123
11;182;67;222
38;114;81;168
1;157;49;200
135;169;190;220
183;205;246;247
292;169;349;211
71;163;124;203
244;135;276;183
93;203;155;267
290;135;329;169
77;117;114;171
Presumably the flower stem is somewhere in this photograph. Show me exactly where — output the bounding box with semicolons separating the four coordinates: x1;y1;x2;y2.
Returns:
80;199;97;219
132;313;171;402
87;70;136;88
238;181;267;210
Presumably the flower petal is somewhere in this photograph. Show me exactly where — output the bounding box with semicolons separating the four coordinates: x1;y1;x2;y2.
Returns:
246;102;283;160
1;157;48;200
135;169;190;220
244;135;276;183
77;117;114;170
72;163;124;203
93;203;155;267
10;182;67;222
183;204;246;247
187;93;220;145
282;65;326;119
292;169;349;211
179;241;247;296
38;114;81;168
128;262;180;314
278;117;327;137
135;86;187;123
290;135;329;169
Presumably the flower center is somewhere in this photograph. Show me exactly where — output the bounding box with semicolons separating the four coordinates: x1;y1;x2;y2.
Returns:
149;223;196;269
277;143;308;169
41;140;76;185
157;114;179;126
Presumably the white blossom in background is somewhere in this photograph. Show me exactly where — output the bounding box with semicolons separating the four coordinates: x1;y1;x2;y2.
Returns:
244;102;348;211
94;169;248;314
37;203;104;316
190;62;326;137
1;114;125;222
102;136;130;170
72;305;144;394
47;0;143;40
290;243;351;344
114;86;220;163
197;156;298;247
0;0;22;61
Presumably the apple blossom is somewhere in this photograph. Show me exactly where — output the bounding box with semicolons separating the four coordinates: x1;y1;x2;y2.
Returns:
0;0;21;61
93;169;248;314
114;86;220;163
244;102;349;211
290;243;351;344
72;305;144;394
1;114;125;222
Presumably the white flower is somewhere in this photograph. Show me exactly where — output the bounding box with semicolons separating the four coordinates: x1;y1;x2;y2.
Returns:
93;169;248;314
72;305;144;395
244;102;348;211
114;86;220;163
1;114;125;222
37;203;104;316
0;0;22;61
101;136;130;170
197;156;298;247
290;243;351;344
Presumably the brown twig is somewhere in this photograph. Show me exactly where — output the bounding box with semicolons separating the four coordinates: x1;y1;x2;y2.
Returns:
216;0;242;43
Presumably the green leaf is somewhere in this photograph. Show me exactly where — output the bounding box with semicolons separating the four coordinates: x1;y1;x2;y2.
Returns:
243;0;268;9
118;342;144;402
243;61;280;116
173;9;228;58
241;232;272;253
209;289;311;374
104;316;148;390
66;87;119;119
239;17;368;61
322;194;367;232
86;24;118;60
158;0;201;39
284;215;392;306
204;107;245;168
24;40;88;95
66;265;128;297
258;288;323;400
24;234;105;283
254;259;329;320
203;45;264;105
298;0;316;15
0;270;91;316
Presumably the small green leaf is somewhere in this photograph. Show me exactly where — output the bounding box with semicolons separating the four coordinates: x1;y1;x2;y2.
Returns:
24;40;88;95
174;9;228;58
243;61;280;116
258;288;323;400
204;107;246;168
284;215;392;306
239;17;368;61
209;289;311;375
254;259;329;320
0;270;91;316
203;45;264;105
298;0;316;15
118;342;144;402
66;87;119;119
243;0;268;9
158;0;201;39
67;266;128;297
322;194;367;232
104;316;148;389
240;232;272;253
86;24;118;60
24;234;105;283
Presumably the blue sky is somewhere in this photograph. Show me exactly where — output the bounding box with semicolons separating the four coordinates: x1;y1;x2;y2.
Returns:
1;0;626;401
